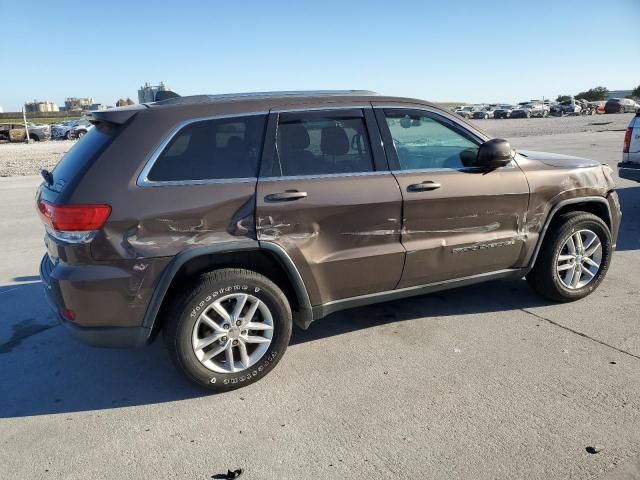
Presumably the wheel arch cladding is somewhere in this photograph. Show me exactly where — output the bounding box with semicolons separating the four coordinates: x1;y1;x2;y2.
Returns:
144;242;313;339
528;196;612;269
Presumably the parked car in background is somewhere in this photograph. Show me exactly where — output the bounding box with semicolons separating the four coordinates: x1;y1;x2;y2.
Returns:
591;101;606;114
51;120;81;140
37;90;621;391
68;120;94;139
472;105;497;119
0;123;50;142
454;105;478;119
493;104;515;119
619;111;640;182
605;98;637;114
511;102;549;118
551;98;582;116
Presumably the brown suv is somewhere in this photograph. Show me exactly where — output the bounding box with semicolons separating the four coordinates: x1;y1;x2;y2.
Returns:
37;90;621;391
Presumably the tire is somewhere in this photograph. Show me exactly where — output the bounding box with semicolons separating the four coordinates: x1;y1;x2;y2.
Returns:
526;111;531;118
163;268;292;391
526;212;612;302
65;131;72;140
29;134;39;142
77;130;86;139
619;106;625;114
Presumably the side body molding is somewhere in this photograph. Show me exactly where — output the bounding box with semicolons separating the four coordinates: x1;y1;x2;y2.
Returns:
142;241;314;336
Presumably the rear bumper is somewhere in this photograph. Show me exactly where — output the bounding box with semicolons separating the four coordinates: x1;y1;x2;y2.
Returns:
618;162;640;182
39;254;153;348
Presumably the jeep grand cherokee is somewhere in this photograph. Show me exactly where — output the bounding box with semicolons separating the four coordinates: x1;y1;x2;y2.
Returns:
38;90;621;391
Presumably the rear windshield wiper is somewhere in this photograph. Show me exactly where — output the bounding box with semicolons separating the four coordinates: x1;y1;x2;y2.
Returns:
41;169;53;186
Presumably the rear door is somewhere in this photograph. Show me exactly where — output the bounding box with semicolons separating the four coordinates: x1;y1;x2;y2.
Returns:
374;105;530;288
256;107;404;305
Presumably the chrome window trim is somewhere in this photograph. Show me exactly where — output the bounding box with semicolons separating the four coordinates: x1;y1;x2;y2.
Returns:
390;162;515;175
260;171;391;182
136;111;268;187
272;105;370;114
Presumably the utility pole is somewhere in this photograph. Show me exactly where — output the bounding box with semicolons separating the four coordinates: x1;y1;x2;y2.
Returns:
22;106;30;143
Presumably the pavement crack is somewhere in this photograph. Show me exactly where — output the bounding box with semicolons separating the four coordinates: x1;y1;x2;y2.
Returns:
521;308;640;361
0;320;59;354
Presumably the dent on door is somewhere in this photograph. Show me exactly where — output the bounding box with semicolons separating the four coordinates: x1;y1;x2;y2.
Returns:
396;167;531;287
256;174;405;305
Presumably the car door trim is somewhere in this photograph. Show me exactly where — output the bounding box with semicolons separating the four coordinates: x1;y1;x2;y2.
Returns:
312;268;525;320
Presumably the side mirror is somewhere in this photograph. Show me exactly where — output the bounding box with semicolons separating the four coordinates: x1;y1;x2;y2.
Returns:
476;138;513;168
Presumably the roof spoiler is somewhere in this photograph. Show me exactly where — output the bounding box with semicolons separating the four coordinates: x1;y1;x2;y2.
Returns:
86;104;149;125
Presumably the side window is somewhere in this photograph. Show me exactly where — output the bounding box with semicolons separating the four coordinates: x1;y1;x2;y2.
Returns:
147;115;266;182
274;113;374;176
384;112;479;170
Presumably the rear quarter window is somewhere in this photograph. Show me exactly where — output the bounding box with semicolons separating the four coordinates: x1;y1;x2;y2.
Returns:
146;115;267;182
51;123;118;189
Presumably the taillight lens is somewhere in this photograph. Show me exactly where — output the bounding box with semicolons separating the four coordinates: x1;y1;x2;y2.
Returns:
623;127;632;153
37;201;111;231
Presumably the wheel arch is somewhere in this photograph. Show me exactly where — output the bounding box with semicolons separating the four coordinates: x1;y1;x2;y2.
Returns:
143;241;313;341
527;196;612;270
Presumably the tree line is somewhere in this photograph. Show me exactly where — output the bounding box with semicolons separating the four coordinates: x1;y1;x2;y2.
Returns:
556;85;640;103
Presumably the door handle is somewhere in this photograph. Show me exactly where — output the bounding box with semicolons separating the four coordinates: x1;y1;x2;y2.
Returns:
264;190;308;202
407;181;441;192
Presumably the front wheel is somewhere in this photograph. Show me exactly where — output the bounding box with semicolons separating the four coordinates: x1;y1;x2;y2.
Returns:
163;268;292;391
526;212;612;302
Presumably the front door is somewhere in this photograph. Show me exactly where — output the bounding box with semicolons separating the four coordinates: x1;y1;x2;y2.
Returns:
256;108;405;305
375;106;530;288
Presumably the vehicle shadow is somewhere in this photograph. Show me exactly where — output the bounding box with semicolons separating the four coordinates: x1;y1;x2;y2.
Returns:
291;277;551;346
616;185;640;252
0;282;207;419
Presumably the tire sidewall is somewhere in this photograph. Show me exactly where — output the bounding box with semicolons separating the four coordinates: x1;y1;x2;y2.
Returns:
171;274;292;390
548;217;612;299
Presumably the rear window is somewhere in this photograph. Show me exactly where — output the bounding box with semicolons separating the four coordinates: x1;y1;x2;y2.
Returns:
51;123;117;188
147;115;266;182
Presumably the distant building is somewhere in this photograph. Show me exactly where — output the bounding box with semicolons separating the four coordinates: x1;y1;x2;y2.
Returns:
64;97;94;112
607;90;632;100
115;98;135;107
0;106;3;113
24;100;59;113
138;81;173;103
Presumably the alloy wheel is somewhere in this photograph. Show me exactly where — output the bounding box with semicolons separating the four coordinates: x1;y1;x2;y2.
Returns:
556;229;602;289
191;293;274;373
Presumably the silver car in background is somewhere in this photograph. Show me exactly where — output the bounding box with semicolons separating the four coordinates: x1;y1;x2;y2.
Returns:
619;112;640;182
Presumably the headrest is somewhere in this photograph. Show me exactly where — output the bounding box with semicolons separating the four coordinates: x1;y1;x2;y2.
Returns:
321;126;349;156
279;123;310;150
226;136;244;152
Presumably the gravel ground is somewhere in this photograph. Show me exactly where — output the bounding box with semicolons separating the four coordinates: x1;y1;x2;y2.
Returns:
0;114;634;177
471;112;634;138
0;140;75;177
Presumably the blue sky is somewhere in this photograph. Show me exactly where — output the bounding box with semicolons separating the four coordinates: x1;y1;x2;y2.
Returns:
1;0;639;111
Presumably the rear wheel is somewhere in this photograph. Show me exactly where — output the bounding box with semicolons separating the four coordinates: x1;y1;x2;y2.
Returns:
163;268;292;391
526;212;612;302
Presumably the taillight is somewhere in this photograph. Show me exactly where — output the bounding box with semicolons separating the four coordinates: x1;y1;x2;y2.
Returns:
623;127;632;153
37;201;111;243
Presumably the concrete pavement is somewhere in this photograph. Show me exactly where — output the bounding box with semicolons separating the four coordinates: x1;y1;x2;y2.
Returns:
0;131;639;479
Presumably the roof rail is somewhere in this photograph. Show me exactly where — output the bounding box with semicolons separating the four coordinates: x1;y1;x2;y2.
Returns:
207;90;379;100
